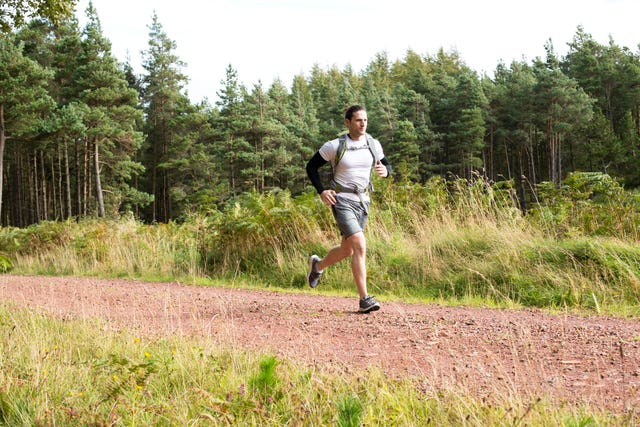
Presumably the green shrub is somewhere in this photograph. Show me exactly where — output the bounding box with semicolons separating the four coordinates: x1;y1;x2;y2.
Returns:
0;253;12;272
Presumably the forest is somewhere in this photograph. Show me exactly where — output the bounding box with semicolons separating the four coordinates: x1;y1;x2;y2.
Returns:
1;3;640;227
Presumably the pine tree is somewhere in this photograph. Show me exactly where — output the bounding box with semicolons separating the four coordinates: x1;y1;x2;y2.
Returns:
140;12;189;222
74;3;146;217
563;27;640;183
487;60;538;183
0;0;76;32
215;64;251;198
156;98;218;218
448;72;487;178
390;119;421;182
290;74;320;191
16;17;88;222
0;35;55;225
533;48;594;186
308;64;343;139
265;79;309;192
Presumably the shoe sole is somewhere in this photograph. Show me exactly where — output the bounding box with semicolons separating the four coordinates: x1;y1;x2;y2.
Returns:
359;303;380;313
308;255;320;288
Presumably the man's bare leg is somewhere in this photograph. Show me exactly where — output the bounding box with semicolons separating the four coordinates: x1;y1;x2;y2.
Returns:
316;232;367;298
348;232;367;298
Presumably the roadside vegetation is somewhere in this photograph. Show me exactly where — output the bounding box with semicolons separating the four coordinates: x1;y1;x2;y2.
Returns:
1;172;639;425
2;172;639;316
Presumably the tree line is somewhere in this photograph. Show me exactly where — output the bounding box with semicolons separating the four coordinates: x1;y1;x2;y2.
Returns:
1;4;639;227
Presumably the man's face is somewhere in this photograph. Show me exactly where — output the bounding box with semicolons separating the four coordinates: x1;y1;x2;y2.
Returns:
346;110;367;138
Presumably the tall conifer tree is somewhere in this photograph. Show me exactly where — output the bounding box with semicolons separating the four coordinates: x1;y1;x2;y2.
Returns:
74;3;146;217
141;12;189;222
215;64;251;198
0;36;55;225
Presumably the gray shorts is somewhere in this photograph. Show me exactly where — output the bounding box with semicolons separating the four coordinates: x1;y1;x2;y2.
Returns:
331;196;370;237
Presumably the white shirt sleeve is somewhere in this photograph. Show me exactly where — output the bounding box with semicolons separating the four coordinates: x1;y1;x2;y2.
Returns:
318;138;339;163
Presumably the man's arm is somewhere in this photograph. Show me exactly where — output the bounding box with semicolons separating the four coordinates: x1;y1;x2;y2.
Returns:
306;152;328;194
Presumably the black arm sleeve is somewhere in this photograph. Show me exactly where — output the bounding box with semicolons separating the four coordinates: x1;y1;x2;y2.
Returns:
380;156;392;177
306;152;328;194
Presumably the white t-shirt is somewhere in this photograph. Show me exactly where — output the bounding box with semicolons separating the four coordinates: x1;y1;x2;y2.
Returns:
319;135;384;202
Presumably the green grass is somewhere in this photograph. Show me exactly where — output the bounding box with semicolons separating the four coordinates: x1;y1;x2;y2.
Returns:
0;305;630;426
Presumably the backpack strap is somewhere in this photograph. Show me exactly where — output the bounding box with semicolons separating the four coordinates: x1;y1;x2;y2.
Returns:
366;134;378;192
334;133;380;167
333;134;348;168
331;133;381;193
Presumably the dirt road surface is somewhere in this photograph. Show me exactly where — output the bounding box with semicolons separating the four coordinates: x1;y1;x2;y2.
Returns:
1;274;638;413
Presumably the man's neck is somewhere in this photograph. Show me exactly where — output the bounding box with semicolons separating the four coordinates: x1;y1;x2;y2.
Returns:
348;133;365;141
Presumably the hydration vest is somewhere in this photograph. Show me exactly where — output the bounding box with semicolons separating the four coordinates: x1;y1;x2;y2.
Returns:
329;133;382;193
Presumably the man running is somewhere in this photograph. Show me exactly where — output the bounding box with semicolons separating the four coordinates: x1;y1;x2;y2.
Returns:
305;105;392;313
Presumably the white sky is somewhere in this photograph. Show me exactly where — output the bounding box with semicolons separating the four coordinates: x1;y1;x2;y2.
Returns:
75;0;640;105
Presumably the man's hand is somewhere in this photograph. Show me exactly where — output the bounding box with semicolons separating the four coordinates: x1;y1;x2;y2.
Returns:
320;189;337;206
375;160;388;177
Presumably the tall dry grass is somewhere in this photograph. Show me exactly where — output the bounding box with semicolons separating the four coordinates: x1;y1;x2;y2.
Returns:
1;173;639;314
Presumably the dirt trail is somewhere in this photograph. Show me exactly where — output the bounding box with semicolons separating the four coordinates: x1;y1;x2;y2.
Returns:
1;274;639;413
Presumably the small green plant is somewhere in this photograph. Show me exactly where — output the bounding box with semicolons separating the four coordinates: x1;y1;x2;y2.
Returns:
95;351;158;403
249;355;280;402
563;415;599;427
337;394;363;427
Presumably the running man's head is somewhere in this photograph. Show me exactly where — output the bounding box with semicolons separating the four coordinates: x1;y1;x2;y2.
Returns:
345;105;366;121
344;105;367;139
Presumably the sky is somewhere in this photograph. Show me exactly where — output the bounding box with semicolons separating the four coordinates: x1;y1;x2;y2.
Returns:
75;0;640;105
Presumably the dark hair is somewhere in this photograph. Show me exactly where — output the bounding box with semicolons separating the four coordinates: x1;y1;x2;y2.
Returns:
344;105;365;120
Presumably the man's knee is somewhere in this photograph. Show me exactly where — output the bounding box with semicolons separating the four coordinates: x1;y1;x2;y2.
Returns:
346;232;366;255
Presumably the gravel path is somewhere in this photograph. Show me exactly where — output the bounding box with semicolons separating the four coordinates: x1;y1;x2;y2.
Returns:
1;274;639;413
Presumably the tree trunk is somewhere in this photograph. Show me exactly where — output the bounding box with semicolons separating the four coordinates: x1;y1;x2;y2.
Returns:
54;149;60;219
40;151;47;221
162;136;169;221
64;140;71;219
33;153;40;222
94;139;105;217
87;147;92;215
0;104;5;223
547;118;558;187
557;133;562;187
261;136;265;192
2;163;8;226
133;151;140;218
151;128;157;223
75;138;81;218
503;138;512;180
229;135;236;197
528;126;537;184
518;145;527;214
83;139;89;216
487;124;494;181
15;148;24;227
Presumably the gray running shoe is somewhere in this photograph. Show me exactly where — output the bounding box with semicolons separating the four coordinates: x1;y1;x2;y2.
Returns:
307;255;323;288
359;295;380;313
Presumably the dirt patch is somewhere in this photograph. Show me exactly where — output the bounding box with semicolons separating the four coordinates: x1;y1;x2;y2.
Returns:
1;274;639;413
